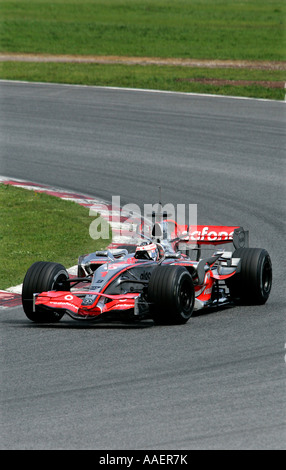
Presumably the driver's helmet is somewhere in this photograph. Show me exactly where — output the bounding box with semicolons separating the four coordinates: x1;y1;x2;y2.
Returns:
135;242;159;261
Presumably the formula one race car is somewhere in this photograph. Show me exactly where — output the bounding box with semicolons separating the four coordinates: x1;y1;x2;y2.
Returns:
22;209;272;325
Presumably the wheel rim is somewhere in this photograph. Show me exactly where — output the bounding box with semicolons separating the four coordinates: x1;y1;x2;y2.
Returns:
179;279;192;313
262;258;272;294
52;271;69;291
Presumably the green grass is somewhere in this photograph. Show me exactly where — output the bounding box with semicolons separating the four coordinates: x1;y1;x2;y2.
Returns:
0;0;285;60
0;0;285;99
1;61;285;100
0;184;111;290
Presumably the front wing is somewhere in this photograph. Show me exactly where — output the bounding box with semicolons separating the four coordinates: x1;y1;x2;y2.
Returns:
34;290;141;319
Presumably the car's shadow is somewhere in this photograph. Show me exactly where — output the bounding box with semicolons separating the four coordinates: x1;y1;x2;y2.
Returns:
4;318;155;330
5;303;236;330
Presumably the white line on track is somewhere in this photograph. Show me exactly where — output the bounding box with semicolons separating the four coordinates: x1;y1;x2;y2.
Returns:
1;79;284;103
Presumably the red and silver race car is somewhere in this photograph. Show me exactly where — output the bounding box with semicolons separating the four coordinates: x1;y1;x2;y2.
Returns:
22;212;272;325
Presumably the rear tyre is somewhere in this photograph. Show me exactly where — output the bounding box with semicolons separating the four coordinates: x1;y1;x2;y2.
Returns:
22;261;69;322
227;248;272;305
148;265;194;324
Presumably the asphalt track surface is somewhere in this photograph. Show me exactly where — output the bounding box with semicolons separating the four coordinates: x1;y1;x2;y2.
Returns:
0;81;285;450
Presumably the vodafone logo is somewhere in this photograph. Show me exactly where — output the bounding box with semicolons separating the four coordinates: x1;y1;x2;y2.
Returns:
189;226;234;242
64;294;73;301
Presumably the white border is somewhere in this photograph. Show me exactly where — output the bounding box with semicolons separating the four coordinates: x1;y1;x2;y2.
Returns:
0;79;284;103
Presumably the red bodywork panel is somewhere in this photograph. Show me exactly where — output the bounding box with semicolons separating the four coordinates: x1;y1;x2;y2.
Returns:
36;290;140;317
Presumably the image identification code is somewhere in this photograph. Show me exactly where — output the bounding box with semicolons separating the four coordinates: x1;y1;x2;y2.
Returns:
99;454;188;466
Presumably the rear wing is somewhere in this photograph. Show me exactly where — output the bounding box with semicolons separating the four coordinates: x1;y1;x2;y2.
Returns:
167;221;249;249
188;225;249;248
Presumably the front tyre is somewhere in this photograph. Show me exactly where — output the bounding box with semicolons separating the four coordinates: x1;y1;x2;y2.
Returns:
22;261;69;322
227;248;272;305
148;265;195;325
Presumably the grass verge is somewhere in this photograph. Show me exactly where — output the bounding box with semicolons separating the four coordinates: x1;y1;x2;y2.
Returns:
1;61;285;100
0;184;112;290
0;0;284;61
0;0;285;100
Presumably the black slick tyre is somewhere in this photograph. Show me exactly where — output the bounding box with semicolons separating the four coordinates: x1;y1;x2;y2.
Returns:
22;261;69;322
148;265;195;325
227;248;272;305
